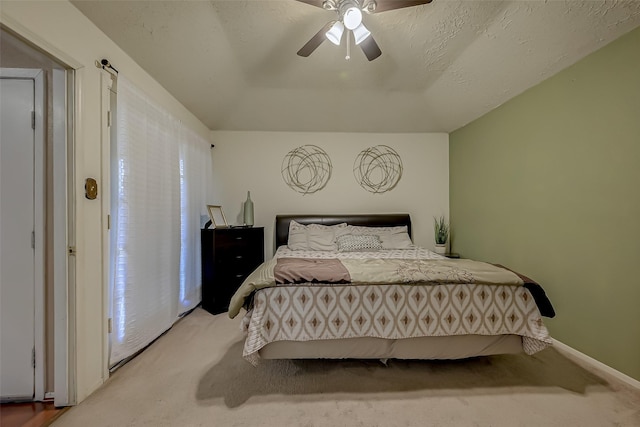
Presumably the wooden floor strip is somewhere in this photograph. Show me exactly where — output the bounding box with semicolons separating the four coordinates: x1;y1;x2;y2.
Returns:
0;402;67;427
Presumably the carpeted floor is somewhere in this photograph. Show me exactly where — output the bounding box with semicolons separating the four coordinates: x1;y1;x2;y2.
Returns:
53;308;640;427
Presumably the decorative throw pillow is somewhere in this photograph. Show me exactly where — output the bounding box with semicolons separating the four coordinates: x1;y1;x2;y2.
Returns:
336;234;383;252
344;225;413;249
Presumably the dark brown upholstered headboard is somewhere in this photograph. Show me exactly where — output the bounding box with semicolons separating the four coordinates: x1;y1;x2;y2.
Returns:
275;214;412;249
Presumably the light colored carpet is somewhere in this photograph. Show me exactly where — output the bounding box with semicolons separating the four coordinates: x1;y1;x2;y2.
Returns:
53;308;640;427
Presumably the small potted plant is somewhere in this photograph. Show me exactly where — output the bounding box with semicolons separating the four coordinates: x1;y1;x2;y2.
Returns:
433;216;449;255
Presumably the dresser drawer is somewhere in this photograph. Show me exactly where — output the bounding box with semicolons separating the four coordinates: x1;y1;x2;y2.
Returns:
217;270;253;285
214;256;259;275
214;244;263;263
215;229;262;248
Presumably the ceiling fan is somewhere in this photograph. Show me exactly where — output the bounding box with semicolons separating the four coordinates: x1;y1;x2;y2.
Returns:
296;0;433;61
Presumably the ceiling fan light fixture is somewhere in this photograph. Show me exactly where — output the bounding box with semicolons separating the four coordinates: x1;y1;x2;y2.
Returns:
325;21;345;45
296;0;434;61
352;23;371;45
343;6;363;30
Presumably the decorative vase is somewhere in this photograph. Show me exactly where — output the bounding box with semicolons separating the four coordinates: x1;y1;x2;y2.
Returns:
243;191;254;226
434;243;447;255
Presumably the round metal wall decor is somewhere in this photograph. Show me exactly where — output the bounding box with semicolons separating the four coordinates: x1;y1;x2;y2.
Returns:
353;145;403;194
281;145;332;195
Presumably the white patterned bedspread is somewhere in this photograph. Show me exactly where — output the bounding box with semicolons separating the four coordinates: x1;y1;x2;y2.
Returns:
241;248;551;365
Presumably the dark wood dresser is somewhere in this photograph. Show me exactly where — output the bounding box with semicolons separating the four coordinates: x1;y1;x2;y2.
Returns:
201;227;264;315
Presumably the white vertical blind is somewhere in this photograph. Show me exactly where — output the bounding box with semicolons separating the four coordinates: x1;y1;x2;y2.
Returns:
179;126;212;311
111;76;211;366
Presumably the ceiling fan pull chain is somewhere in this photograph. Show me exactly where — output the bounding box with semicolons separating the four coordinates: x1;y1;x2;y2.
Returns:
346;30;351;60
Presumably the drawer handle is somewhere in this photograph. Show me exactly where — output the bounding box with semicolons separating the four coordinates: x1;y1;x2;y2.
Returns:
235;274;244;278
235;255;243;259
235;237;244;240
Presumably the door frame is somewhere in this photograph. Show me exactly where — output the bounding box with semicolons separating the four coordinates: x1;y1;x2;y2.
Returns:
100;70;114;379
0;68;45;401
0;17;80;406
52;67;74;406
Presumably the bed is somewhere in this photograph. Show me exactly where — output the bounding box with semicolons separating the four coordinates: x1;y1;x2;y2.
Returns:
228;214;554;365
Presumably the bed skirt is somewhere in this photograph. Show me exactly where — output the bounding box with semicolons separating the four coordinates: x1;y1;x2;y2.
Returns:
259;334;524;360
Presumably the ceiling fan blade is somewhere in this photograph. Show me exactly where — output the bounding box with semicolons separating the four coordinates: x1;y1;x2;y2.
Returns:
360;35;382;61
370;0;432;13
297;22;334;57
294;0;326;9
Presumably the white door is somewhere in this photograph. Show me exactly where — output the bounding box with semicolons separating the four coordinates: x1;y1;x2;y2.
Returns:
0;77;36;400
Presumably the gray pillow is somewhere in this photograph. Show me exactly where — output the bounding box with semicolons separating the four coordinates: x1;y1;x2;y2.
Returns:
345;225;413;249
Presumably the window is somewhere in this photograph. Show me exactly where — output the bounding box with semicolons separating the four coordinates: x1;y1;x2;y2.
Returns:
110;76;211;366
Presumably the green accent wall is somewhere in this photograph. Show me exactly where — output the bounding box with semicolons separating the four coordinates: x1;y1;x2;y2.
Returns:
450;27;640;381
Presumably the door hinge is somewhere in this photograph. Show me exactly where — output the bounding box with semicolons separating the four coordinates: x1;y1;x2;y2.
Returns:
31;231;35;249
108;318;113;334
32;347;36;368
107;110;111;127
31;111;35;129
68;246;77;255
107;214;111;230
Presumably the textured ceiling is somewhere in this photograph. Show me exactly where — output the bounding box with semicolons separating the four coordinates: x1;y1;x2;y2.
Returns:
71;0;640;133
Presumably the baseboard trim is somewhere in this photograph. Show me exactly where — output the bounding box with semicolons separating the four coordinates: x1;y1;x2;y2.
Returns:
551;338;640;390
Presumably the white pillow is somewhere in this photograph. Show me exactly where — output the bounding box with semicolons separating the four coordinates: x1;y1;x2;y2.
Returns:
287;221;348;251
379;231;413;249
344;225;413;249
336;234;383;252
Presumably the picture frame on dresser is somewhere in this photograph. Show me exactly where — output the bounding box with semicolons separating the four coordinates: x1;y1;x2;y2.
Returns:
206;205;228;228
200;226;264;314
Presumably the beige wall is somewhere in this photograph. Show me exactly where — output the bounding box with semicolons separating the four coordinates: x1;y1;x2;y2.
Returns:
450;27;640;381
211;131;449;258
1;1;211;402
